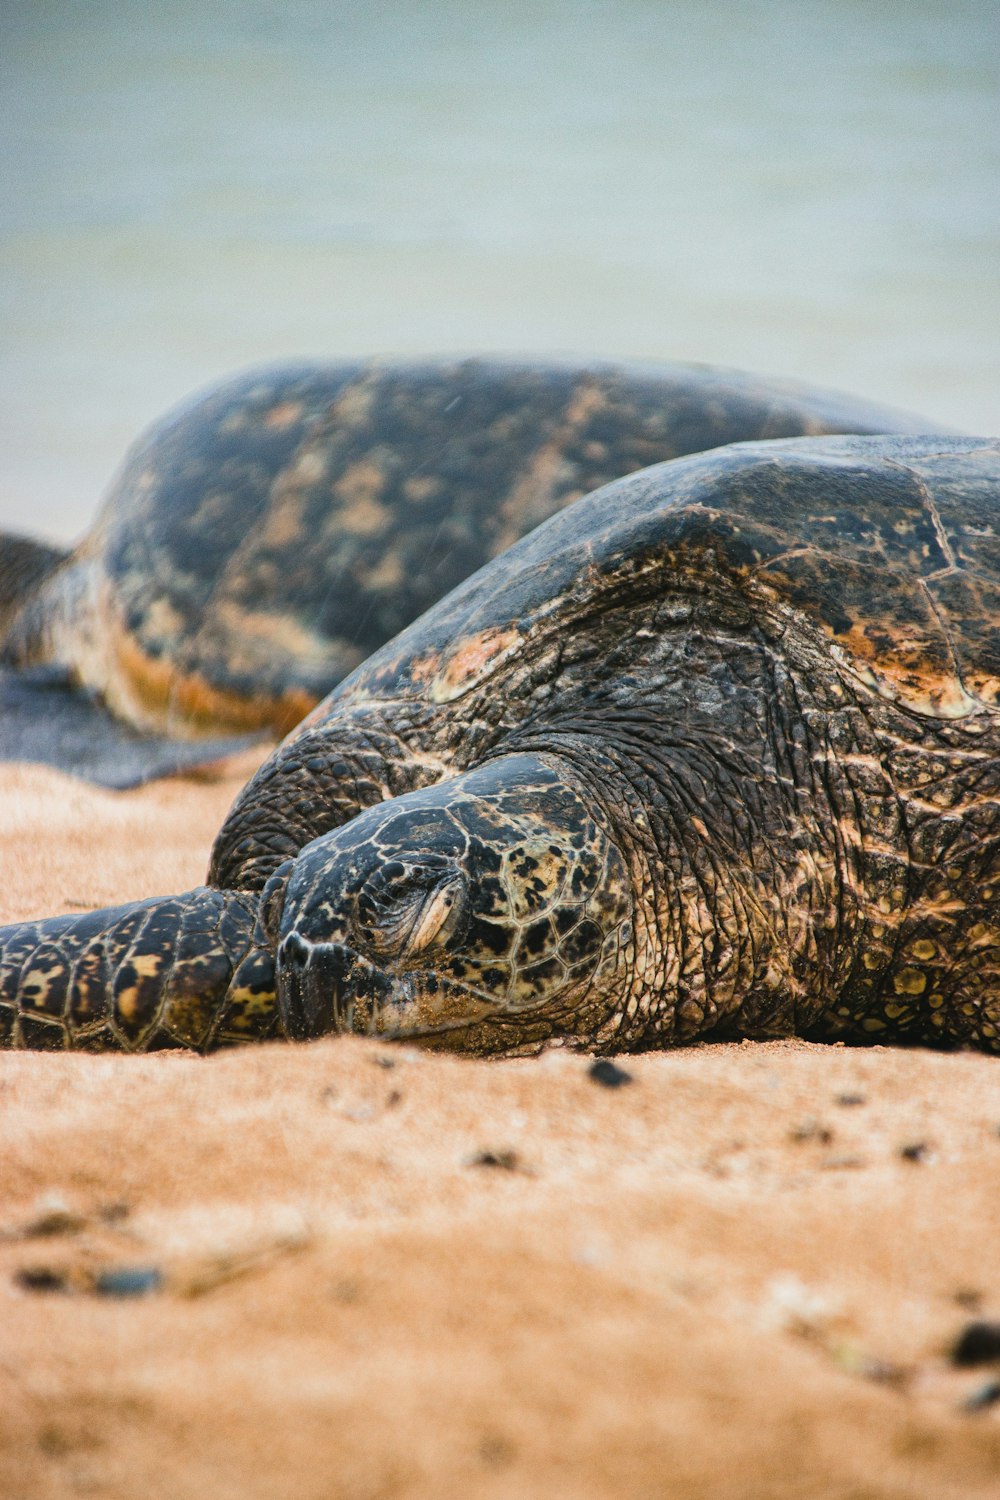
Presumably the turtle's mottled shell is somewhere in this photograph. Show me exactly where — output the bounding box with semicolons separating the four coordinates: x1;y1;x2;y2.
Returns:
323;435;1000;725
4;358;938;737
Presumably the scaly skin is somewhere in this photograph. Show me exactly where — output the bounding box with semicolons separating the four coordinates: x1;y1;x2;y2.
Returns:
3;435;1000;1054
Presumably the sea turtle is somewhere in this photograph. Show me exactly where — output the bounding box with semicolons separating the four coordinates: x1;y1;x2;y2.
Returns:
0;357;935;784
3;431;1000;1056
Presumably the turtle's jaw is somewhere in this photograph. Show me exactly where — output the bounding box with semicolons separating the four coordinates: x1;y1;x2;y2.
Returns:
276;932;495;1042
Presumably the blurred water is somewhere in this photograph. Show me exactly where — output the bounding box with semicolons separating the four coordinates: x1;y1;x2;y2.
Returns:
1;0;998;541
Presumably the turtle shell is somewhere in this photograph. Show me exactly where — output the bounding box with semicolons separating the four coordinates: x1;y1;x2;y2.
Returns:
324;434;1000;723
5;359;940;737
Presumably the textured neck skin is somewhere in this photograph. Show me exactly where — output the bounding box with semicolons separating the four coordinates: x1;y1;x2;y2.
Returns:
495;602;1000;1052
499;667;844;1049
813;704;1000;1050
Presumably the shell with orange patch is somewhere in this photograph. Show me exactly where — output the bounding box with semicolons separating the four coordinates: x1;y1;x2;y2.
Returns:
315;434;1000;729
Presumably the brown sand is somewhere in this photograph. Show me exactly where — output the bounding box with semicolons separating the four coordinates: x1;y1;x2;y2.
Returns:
2;760;999;1499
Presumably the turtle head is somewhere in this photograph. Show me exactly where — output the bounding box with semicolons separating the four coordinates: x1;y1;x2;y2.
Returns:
274;754;633;1049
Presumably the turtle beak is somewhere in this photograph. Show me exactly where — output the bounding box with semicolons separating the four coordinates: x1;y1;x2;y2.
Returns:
276;931;347;1039
276;933;400;1039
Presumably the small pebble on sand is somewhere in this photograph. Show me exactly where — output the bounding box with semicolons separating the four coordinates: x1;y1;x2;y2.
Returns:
92;1266;163;1299
951;1320;1000;1367
588;1060;633;1089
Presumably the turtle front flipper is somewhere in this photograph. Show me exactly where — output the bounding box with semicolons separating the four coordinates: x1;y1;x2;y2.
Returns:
0;887;277;1052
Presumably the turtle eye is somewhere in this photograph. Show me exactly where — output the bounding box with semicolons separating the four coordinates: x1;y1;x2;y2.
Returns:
406;874;467;954
360;865;468;960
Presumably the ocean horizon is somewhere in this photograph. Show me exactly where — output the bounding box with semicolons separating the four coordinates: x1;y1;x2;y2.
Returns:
2;0;998;542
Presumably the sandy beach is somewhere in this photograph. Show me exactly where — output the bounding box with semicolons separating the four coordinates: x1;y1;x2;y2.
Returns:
4;0;998;1491
1;758;999;1499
